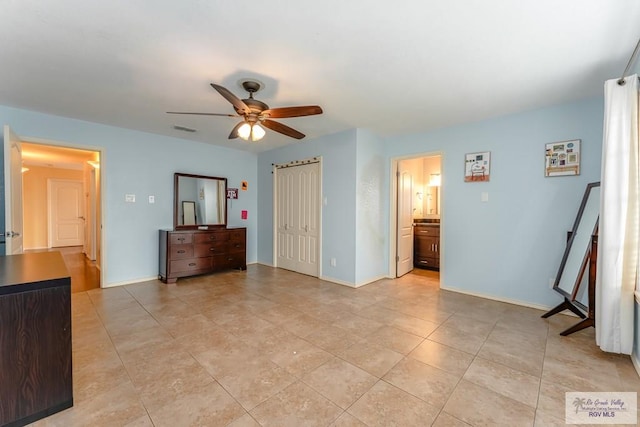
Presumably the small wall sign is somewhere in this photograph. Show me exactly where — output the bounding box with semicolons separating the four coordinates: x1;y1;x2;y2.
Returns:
241;181;248;191
241;210;248;220
227;188;238;199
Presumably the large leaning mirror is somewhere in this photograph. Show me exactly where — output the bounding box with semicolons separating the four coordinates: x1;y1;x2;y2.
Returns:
553;182;600;302
174;173;227;229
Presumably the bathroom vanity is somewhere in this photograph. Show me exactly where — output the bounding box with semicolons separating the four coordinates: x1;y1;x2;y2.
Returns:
413;221;440;270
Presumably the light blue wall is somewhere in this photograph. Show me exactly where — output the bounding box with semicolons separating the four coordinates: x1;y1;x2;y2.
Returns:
257;129;358;283
355;129;388;285
255;97;605;306
384;97;604;307
2;97;608;309
0;105;257;286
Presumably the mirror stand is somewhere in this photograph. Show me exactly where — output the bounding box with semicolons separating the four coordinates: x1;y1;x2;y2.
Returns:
541;297;586;320
541;182;600;336
542;232;598;336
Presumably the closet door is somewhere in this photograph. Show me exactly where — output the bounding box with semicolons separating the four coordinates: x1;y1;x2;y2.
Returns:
276;167;296;271
275;162;320;276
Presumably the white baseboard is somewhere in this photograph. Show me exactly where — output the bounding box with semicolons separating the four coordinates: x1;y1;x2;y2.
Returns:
355;274;387;288
103;276;160;288
440;284;567;314
319;275;357;288
257;261;275;267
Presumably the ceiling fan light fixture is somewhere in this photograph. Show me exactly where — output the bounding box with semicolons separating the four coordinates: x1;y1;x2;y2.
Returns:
251;124;265;141
237;122;266;142
237;122;252;140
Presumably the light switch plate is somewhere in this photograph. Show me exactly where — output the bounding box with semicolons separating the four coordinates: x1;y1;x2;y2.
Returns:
481;192;489;202
148;196;155;204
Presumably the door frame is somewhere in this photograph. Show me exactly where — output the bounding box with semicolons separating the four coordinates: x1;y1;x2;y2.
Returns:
272;157;323;277
19;136;105;287
388;151;444;279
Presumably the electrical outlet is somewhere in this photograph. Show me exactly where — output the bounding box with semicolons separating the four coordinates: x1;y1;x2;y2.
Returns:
148;195;155;204
330;258;337;267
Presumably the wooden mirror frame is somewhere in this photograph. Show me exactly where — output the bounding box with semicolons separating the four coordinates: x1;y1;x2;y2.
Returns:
174;172;228;229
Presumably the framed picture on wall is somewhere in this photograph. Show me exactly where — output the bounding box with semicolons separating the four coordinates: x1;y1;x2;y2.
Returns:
464;151;491;182
545;139;580;177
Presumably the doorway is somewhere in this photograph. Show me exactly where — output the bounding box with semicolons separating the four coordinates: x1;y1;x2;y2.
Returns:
20;139;103;288
390;153;442;280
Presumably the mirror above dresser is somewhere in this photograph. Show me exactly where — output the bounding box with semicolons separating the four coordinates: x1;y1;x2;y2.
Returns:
174;172;227;229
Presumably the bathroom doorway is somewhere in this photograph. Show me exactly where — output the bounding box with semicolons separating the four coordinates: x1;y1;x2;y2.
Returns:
390;153;442;281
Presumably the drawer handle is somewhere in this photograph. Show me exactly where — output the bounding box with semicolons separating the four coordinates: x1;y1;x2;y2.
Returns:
209;236;215;240
188;263;196;266
209;248;216;252
177;250;186;254
177;238;185;241
234;244;241;248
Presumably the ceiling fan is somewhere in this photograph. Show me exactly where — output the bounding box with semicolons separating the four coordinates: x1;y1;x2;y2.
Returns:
167;81;323;142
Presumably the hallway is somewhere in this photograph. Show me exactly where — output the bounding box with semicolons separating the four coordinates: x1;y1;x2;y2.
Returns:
27;246;100;293
59;246;100;292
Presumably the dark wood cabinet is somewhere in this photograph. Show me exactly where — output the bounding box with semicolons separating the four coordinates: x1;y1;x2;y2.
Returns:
414;224;440;270
159;228;246;283
0;252;73;427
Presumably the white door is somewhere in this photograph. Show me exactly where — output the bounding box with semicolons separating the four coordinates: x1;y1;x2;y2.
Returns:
275;161;320;276
3;125;24;255
276;168;296;271
295;163;320;276
396;162;414;277
49;179;85;247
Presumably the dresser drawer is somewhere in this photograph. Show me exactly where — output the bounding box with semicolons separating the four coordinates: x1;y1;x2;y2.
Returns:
170;257;212;273
170;244;193;259
170;233;193;245
213;253;245;270
228;240;246;252
194;242;227;257
228;229;245;243
194;232;228;243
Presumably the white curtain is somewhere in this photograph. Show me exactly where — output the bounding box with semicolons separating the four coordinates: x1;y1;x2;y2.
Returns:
596;74;639;354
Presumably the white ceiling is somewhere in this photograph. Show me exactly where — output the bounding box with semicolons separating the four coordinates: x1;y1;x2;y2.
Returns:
2;1;639;153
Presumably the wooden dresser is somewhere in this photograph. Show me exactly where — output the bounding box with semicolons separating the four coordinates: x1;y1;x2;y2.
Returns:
159;227;246;283
414;223;440;270
0;252;72;427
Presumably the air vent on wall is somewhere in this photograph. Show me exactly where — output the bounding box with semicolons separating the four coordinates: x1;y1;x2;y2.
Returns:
173;125;197;133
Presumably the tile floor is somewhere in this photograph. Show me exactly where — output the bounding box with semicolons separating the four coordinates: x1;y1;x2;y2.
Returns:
32;265;640;426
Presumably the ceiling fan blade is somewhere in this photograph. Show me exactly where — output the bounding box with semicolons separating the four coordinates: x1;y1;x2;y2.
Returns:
261;106;323;118
167;111;237;117
228;121;244;139
262;119;305;139
210;83;251;115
